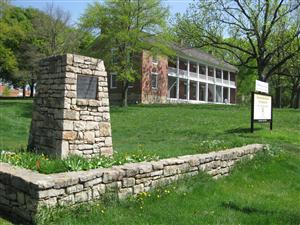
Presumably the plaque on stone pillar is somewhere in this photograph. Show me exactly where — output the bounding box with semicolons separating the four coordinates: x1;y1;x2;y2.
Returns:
28;54;113;159
77;75;98;99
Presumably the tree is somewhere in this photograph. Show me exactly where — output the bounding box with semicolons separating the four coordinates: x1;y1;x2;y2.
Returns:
174;0;300;82
0;2;29;84
80;0;171;106
32;3;89;56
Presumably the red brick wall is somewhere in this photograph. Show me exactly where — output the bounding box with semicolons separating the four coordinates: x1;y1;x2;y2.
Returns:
0;84;30;97
141;50;168;104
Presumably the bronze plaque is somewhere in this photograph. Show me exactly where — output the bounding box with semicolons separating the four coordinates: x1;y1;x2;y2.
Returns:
77;75;98;99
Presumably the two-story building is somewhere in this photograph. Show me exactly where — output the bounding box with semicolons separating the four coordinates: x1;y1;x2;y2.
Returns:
108;45;238;105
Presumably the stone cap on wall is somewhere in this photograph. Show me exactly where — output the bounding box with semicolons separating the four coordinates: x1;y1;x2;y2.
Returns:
0;144;265;192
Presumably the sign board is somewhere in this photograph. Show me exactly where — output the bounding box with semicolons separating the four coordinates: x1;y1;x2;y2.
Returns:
255;80;269;94
77;75;98;99
251;92;273;132
253;93;272;120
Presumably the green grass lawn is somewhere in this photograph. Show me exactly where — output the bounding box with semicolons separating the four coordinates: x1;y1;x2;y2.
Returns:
0;100;300;225
0;99;300;157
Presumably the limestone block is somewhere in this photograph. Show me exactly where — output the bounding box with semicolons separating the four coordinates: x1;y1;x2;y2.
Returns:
63;131;77;141
84;177;102;187
58;195;75;206
63;110;79;120
105;181;121;192
84;132;95;144
118;188;133;199
133;184;144;194
63;120;73;131
66;184;84;194
163;165;178;176
74;191;88;203
105;137;112;146
38;188;65;199
74;121;86;131
99;122;111;136
122;178;135;187
85;122;99;130
103;170;121;183
39;197;58;207
73;55;84;63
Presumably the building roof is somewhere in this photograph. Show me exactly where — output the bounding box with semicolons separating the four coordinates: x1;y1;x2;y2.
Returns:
171;44;238;72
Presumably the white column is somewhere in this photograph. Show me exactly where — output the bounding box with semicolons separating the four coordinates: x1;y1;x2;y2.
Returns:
221;70;224;103
228;87;231;104
196;81;199;101
213;68;216;103
187;80;190;100
197;63;199;79
187;60;190;100
205;83;208;102
205;66;208;102
176;57;179;100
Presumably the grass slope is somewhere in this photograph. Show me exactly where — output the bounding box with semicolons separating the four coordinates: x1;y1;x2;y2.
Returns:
1;100;300;158
0;100;300;224
32;148;300;225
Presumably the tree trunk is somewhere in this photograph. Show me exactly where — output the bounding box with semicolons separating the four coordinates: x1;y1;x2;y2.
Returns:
122;80;129;107
295;86;300;109
29;79;35;97
22;85;26;98
275;86;281;108
290;84;297;108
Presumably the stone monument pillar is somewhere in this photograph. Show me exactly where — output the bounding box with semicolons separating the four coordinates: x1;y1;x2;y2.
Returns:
28;54;113;158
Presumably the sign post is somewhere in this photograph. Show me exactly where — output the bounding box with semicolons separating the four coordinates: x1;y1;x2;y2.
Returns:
251;80;272;133
251;92;273;133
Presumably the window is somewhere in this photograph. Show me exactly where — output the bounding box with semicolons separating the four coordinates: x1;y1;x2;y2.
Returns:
110;73;117;89
189;62;197;73
223;71;228;80
216;69;222;79
208;84;214;102
151;73;158;89
223;87;229;103
199;82;206;101
199;64;206;75
208;67;214;77
179;59;187;70
216;85;222;102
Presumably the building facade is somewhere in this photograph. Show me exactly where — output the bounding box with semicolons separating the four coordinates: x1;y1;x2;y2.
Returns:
108;46;238;105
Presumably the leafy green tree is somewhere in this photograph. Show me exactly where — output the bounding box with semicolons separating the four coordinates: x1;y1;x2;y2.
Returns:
173;0;300;82
0;2;29;84
81;0;171;106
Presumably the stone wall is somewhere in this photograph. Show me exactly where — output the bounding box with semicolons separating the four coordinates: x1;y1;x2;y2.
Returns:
0;144;264;223
28;54;113;158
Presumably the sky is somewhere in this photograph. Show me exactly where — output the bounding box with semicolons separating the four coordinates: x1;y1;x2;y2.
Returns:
12;0;192;24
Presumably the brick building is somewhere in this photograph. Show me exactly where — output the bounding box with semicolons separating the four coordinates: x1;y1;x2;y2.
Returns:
108;45;238;105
